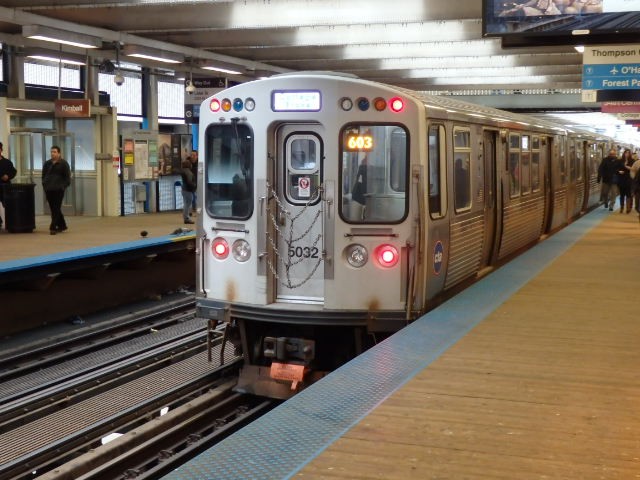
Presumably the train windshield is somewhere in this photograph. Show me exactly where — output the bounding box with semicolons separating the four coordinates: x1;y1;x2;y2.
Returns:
204;123;254;219
340;124;409;223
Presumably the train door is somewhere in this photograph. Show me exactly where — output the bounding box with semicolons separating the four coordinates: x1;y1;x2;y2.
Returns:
270;124;325;303
542;136;554;233
480;130;498;267
424;124;448;302
566;138;579;217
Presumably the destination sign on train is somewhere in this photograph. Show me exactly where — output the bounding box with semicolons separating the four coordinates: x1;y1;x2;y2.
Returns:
272;91;321;112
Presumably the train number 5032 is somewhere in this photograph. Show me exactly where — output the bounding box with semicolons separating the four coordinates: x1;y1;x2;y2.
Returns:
288;246;319;259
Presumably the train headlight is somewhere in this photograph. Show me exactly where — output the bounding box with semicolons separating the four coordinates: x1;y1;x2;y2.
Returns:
210;98;221;112
375;244;399;268
245;97;256;111
339;97;353;111
231;239;251;262
212;237;230;260
345;244;368;268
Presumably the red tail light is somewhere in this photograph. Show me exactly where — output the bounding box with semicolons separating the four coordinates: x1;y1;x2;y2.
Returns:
212;238;229;259
375;244;399;268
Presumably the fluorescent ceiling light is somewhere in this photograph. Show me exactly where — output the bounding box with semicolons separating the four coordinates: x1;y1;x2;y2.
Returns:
202;65;243;75
27;55;85;66
123;45;183;64
23;25;102;49
7;107;50;112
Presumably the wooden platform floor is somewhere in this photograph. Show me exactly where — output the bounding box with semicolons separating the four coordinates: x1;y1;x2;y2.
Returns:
296;211;640;479
0;212;194;263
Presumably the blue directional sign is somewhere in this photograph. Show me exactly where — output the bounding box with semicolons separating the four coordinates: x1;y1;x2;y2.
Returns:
582;63;640;90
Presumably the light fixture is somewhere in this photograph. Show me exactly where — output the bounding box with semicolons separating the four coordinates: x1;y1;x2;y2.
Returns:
25;48;86;66
23;25;102;49
202;64;244;75
574;45;585;53
28;55;86;66
123;44;183;64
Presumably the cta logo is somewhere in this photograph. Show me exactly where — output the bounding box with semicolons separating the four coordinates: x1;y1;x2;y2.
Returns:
433;241;444;275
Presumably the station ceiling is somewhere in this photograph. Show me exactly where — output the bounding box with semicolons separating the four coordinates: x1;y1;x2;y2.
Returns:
0;0;584;97
1;0;638;143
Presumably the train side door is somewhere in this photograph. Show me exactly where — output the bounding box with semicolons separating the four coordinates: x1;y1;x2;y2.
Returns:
480;130;498;267
270;124;325;303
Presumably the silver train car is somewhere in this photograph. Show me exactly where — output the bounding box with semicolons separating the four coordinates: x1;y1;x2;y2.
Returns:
195;72;612;398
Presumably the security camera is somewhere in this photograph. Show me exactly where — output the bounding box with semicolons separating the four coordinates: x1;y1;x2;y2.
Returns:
114;72;125;86
185;80;196;94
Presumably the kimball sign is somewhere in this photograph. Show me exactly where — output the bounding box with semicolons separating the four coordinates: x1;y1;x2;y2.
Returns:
54;99;91;118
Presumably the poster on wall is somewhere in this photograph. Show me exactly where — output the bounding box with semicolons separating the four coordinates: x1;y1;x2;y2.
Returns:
134;140;150;179
157;134;172;175
148;140;158;167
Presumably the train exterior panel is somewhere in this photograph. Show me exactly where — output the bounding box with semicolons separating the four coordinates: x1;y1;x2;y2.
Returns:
195;72;612;398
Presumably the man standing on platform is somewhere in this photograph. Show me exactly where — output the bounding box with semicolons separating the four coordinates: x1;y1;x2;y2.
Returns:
0;142;17;230
598;148;619;211
42;145;71;235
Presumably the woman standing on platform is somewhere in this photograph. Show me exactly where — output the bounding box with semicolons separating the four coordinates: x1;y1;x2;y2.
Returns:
618;149;633;213
42;145;71;235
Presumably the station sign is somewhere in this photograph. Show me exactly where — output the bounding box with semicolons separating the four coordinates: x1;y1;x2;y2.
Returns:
582;64;640;90
601;101;640;113
616;112;640;120
184;77;231;124
54;99;90;118
581;45;640;102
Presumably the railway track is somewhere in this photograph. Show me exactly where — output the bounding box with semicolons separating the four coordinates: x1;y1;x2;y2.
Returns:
0;297;277;480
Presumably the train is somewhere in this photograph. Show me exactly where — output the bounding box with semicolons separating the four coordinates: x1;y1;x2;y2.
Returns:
195;71;613;399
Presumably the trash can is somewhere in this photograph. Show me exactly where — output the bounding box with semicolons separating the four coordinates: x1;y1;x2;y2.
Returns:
2;183;36;233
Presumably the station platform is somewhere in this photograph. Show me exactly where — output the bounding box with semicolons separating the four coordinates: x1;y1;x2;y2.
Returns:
0;212;196;336
167;207;640;479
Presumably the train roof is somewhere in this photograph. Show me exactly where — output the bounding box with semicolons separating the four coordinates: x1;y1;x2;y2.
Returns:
227;72;620;144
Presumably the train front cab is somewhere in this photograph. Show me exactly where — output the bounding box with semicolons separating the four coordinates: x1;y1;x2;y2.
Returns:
197;77;422;398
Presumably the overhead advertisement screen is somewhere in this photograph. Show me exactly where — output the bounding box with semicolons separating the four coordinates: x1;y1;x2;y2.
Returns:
483;1;640;45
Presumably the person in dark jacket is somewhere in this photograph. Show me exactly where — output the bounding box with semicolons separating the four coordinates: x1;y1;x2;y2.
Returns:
42;145;71;235
0;142;17;230
180;159;196;224
619;149;634;213
598;148;620;211
189;150;198;213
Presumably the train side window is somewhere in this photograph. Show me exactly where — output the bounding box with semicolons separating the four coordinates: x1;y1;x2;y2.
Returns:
531;136;540;192
508;133;520;198
428;124;446;219
340;124;409;223
521;135;531;195
204;123;254;220
453;127;471;212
